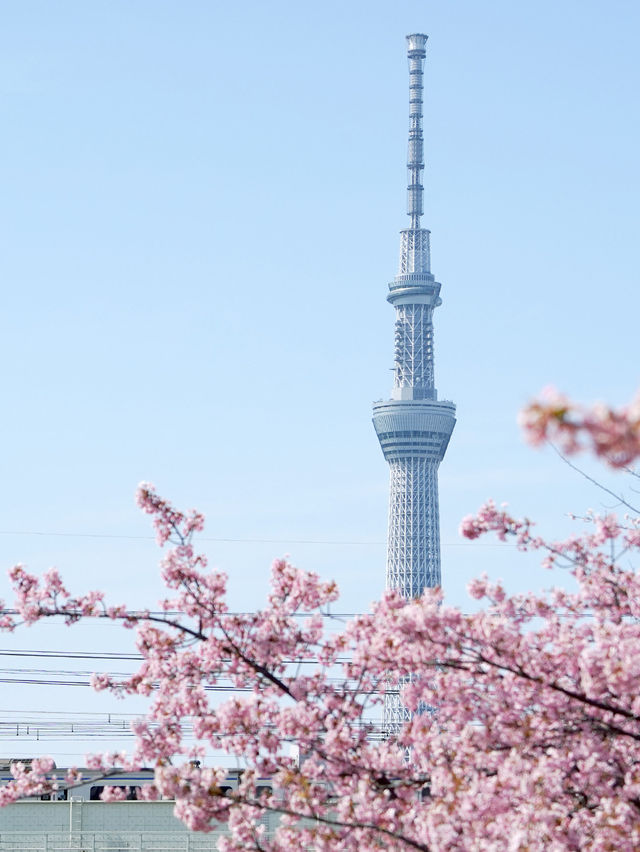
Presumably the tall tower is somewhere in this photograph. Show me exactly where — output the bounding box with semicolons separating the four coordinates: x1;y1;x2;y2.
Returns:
372;34;455;602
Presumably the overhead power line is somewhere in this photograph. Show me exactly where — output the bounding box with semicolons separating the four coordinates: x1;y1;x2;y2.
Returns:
0;650;349;663
0;529;511;547
0;708;383;744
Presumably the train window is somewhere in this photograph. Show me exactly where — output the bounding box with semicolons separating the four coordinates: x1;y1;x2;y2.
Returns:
40;788;67;800
90;785;140;801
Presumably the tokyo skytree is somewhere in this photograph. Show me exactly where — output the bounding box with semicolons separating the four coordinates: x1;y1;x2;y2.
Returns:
372;34;456;603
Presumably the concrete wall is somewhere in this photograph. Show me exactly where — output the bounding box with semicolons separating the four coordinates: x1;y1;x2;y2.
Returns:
0;799;277;850
0;800;228;850
0;800;187;832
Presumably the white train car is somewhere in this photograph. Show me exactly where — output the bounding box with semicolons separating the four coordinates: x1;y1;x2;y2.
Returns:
0;760;266;800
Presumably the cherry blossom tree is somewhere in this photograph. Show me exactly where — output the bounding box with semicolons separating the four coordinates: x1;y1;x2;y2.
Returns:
521;386;640;468
2;392;640;850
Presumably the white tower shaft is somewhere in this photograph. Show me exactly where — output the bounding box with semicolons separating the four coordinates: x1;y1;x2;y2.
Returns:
372;35;455;727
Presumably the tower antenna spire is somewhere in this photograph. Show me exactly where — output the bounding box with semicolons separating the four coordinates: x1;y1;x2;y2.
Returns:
406;33;427;231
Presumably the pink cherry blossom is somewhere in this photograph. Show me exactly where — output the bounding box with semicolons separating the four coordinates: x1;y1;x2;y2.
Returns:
2;423;640;849
521;386;640;467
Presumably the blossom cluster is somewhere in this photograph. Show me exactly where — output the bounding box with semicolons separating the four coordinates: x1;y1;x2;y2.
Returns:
521;386;640;468
2;395;640;850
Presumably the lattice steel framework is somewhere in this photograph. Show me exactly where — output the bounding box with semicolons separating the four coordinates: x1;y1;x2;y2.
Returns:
393;304;435;394
372;34;456;731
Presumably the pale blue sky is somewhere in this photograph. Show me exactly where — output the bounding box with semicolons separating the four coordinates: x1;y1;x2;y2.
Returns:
0;0;638;759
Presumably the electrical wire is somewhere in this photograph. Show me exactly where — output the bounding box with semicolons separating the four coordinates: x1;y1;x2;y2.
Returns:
0;650;349;664
0;529;511;547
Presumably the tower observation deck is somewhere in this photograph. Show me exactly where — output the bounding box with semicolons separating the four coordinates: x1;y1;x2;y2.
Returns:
372;34;456;604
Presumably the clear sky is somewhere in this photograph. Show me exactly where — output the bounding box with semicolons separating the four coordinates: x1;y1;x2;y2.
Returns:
0;0;638;761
